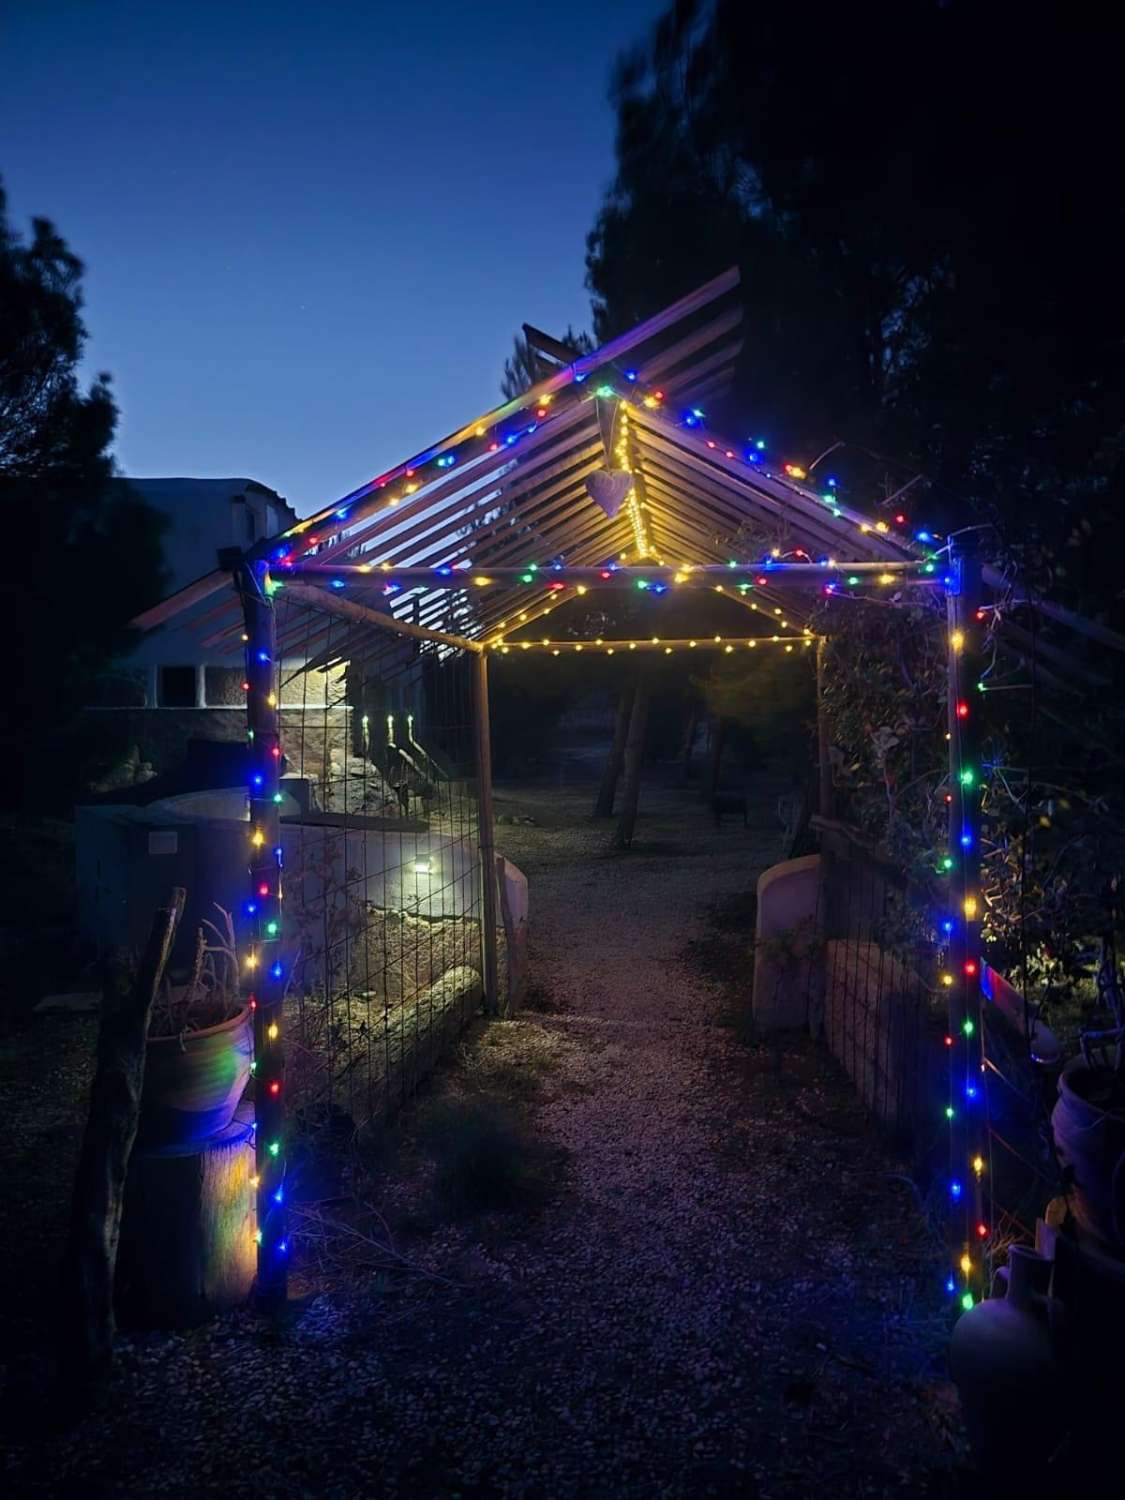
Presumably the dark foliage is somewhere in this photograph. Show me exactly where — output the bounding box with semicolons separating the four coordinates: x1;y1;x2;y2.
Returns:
586;0;1124;623
0;181;166;803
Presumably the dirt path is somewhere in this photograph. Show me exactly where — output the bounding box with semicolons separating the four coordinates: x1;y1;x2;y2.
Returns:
4;770;958;1498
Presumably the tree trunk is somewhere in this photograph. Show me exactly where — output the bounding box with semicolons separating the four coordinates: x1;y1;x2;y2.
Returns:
594;678;636;818
702;717;727;801
677;706;698;786
609;672;651;851
56;890;184;1414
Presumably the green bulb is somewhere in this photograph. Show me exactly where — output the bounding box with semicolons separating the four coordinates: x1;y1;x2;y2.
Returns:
961;1293;974;1312
923;562;935;573
945;1106;955;1119
963;1018;975;1036
942;856;955;871
268;1141;281;1157
520;573;533;583
266;921;279;936
847;575;860;586
594;384;615;398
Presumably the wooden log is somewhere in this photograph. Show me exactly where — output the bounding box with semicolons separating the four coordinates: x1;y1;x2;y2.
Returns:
116;1115;257;1329
56;889;185;1412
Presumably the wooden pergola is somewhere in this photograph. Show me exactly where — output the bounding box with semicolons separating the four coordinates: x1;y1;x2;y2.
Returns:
135;268;1124;1311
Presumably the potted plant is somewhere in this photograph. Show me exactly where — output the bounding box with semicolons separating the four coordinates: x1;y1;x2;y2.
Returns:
138;905;254;1150
1051;932;1125;1255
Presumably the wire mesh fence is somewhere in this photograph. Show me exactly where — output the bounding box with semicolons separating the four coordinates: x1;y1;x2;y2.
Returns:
272;590;490;1136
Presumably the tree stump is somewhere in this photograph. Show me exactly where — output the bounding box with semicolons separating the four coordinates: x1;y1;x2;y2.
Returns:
116;1114;257;1328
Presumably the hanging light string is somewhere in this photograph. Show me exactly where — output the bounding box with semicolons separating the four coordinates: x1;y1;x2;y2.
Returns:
488;633;815;656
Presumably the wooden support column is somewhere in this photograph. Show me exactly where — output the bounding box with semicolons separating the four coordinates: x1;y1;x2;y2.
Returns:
472;651;501;1013
816;636;834;821
237;561;288;1309
945;543;988;1314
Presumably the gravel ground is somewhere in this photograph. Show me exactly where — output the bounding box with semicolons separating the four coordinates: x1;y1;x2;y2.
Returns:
2;758;963;1497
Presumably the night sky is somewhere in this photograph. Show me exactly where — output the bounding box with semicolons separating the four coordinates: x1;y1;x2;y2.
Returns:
4;0;663;514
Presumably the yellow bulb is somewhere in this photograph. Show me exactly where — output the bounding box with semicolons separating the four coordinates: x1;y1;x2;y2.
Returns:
249;1175;260;1189
266;693;277;708
607;648;615;655
724;644;733;654
875;521;889;533
574;644;583;652
474;424;486;436
963;897;978;919
520;642;531;650
665;647;673;654
878;572;894;584
267;1022;279;1041
785;645;794;652
628;642;637;650
859;523;871;533
951;630;965;651
576;585;587;595
748;640;757;648
245;952;259;970
960;1253;972;1275
472;576;493;586
404;482;418;494
388;497;400;507
689;640;697;648
552;649;560;656
941;973;954;987
251;829;266;848
973;1155;984;1176
518;611;527;620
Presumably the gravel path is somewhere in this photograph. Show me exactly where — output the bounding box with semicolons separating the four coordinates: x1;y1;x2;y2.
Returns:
3;765;958;1497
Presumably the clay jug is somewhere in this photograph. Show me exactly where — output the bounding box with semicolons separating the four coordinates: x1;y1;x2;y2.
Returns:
949;1246;1068;1474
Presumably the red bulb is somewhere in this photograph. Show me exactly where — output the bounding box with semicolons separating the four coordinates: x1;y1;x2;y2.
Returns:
268;1080;281;1097
271;745;281;759
258;883;270;897
944;1035;954;1047
895;513;906;524
242;681;250;692
964;960;978;977
599;569;612;580
956;701;969;718
945;794;953;805
756;576;768;586
249;997;257;1011
653;390;664;400
976;1222;988;1238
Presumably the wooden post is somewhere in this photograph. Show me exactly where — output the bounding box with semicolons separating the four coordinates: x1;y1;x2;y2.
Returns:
677;704;698;787
57;890;184;1410
946;543;987;1314
702;716;726;802
610;668;651;850
472;650;501;1013
237;562;288;1310
593;677;636;818
816;636;834;821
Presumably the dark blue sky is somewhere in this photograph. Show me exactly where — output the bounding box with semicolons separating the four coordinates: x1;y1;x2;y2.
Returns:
5;0;663;514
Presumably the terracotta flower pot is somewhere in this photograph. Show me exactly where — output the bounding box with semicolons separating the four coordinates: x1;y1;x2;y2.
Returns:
139;1005;253;1149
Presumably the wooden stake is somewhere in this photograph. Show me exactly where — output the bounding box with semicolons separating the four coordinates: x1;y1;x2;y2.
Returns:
56;889;185;1413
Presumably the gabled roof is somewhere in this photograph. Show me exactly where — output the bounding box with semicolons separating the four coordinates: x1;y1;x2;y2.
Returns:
135;269;1125;679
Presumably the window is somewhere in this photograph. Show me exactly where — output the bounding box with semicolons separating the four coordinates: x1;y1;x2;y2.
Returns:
158;665;197;707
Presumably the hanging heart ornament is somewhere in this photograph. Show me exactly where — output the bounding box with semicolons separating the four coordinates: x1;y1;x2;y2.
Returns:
585;468;632;520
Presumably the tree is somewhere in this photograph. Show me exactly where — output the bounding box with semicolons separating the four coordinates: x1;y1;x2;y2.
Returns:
501;324;593;400
586;0;1125;624
0;182;166;801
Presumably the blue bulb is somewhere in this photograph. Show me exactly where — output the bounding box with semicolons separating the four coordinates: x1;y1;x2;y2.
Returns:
245;902;258;916
278;1240;289;1254
274;847;284;862
330;578;345;589
746;450;761;463
950;1180;963;1199
271;962;283;981
946;1277;956;1294
574;372;587;383
624;370;637;381
916;530;932;542
650;583;667;595
826;476;837;487
436;565;453;577
257;650;270;662
505;433;518;445
943;574;954;586
965;1084;978;1100
684;413;698;427
755;439;766;450
942;919;954;934
274;1188;284;1204
336;508;349;519
961;833;972;848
